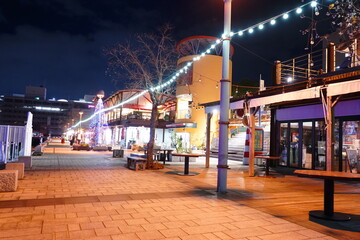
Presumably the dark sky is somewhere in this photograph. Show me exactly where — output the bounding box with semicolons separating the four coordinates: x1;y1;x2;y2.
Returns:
0;0;333;99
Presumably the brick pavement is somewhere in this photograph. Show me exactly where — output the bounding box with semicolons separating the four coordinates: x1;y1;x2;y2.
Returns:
0;143;359;239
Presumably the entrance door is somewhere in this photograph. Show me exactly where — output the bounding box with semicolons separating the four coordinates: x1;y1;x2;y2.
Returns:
289;122;300;168
302;121;313;169
314;121;326;170
279;123;289;166
342;120;360;173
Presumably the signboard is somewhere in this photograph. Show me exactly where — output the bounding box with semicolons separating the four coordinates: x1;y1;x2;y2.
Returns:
255;128;264;151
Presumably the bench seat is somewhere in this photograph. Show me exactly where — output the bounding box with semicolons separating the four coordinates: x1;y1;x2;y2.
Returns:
127;156;147;171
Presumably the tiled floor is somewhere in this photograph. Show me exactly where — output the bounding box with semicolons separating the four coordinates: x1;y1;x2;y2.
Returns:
0;142;359;239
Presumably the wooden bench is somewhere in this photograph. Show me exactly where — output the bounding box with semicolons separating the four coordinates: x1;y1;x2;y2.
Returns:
295;170;360;221
127;156;147;171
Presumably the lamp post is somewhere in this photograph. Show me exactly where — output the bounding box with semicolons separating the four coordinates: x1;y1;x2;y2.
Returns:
79;111;83;143
79;112;84;130
217;0;232;193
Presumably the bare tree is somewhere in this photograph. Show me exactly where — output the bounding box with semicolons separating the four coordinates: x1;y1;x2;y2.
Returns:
105;25;177;168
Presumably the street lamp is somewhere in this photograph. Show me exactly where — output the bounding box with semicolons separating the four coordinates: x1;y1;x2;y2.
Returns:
217;0;232;193
79;111;84;130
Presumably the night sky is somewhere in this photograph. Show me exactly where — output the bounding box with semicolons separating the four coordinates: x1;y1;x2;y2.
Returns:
0;0;333;100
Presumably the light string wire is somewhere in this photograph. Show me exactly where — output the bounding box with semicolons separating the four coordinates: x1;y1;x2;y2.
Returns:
68;1;319;130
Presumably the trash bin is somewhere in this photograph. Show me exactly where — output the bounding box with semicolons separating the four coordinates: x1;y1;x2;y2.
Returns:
113;149;124;158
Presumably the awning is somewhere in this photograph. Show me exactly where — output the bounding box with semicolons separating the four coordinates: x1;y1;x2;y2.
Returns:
166;123;197;128
327;79;360;96
249;86;321;108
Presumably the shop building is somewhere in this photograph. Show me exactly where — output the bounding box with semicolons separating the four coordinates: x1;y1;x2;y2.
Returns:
172;36;233;150
204;39;360;173
103;89;176;149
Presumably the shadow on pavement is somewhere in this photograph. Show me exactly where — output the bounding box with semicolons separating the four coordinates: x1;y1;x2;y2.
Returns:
310;213;360;233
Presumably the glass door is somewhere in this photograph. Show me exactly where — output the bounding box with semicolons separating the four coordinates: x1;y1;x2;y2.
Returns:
289;122;299;168
279;123;289;166
314;121;326;170
302;121;313;169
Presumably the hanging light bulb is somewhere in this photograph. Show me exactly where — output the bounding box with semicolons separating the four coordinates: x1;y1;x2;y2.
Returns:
283;13;289;19
270;19;276;25
258;24;264;30
248;28;254;33
216;84;219;88
238;31;243;36
235;88;238;94
310;1;317;8
198;76;202;82
296;8;302;14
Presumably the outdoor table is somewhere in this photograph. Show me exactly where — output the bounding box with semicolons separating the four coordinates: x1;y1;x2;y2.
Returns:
294;169;360;221
158;149;174;164
255;155;280;176
171;153;203;175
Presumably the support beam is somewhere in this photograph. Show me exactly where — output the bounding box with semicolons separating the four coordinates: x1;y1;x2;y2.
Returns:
205;113;213;168
248;110;256;177
326;96;334;171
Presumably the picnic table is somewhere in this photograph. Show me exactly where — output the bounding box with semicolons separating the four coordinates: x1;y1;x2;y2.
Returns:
294;169;360;221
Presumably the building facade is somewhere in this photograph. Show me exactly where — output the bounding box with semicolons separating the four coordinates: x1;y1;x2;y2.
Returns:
0;87;94;136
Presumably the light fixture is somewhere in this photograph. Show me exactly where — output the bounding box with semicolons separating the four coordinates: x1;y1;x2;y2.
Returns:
283;13;289;19
310;1;317;8
287;77;293;82
248;28;254;34
270;19;276;25
296;8;302;14
258;24;264;30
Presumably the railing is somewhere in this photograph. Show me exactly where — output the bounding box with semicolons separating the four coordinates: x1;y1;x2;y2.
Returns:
280;48;323;83
276;39;360;84
0;125;26;162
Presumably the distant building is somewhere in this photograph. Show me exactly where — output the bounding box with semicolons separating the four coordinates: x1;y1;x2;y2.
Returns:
25;86;47;100
0;86;94;136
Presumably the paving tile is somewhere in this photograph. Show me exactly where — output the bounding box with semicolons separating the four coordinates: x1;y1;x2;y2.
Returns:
182;224;228;235
159;228;188;238
95;227;121;236
118;225;145;234
69;229;96;238
224;227;272;239
141;222;167;231
125;218;149;226
262;223;306;233
136;230;165;240
80;221;105;230
111;233;140;240
258;231;309;240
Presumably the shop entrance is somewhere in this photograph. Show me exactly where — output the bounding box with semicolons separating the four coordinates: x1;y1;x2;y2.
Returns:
337;119;360;173
278;120;326;170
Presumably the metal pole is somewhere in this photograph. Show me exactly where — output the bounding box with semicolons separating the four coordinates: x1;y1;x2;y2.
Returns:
217;0;232;193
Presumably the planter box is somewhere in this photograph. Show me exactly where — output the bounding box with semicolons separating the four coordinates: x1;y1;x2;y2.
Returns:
72;144;91;151
93;146;109;151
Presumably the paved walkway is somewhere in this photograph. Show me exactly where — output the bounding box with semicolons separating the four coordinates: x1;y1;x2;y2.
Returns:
0;142;359;240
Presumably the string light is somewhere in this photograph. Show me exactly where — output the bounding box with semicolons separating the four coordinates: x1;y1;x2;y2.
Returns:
68;1;318;130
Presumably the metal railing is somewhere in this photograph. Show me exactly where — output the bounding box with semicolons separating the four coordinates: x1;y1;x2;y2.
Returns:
277;39;360;84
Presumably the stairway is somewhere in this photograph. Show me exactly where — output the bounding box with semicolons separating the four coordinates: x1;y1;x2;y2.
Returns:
210;130;270;162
